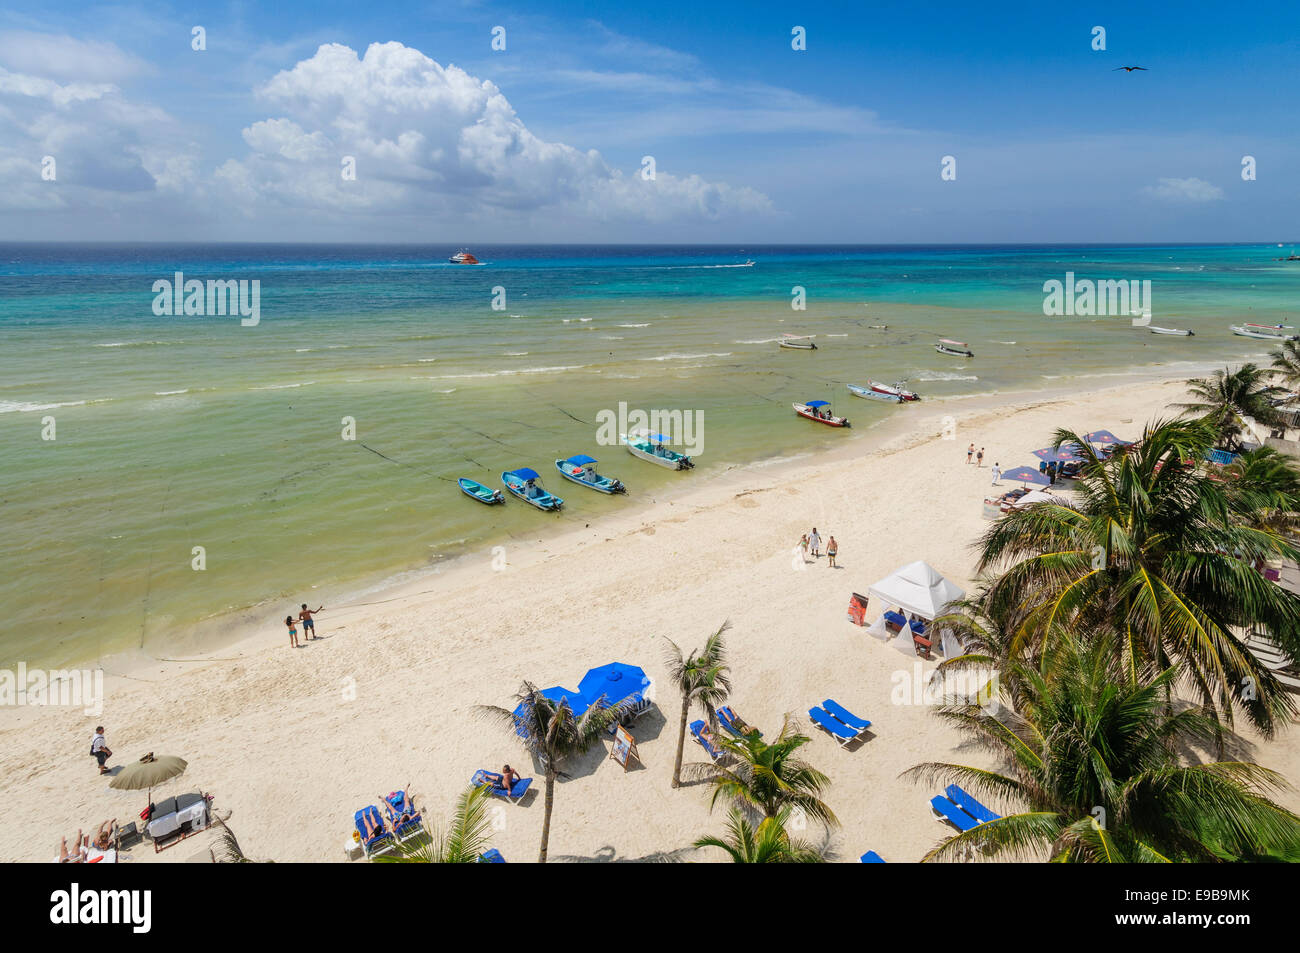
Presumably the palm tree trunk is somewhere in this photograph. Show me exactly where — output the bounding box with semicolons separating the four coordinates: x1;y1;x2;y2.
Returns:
672;693;688;788
539;767;556;863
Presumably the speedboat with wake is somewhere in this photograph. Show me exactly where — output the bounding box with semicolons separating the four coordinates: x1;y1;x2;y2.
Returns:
554;454;626;494
501;468;563;510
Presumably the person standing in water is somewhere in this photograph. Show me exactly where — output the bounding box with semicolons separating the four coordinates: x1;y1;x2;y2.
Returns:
826;536;838;568
809;527;822;558
285;615;299;648
299;604;323;640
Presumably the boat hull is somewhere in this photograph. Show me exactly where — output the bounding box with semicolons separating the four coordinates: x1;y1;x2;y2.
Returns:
501;472;563;510
458;478;504;504
865;379;920;401
554;460;626;494
780;341;817;350
848;383;902;403
794;404;850;427
935;344;973;357
1149;327;1193;336
1231;325;1298;340
621;435;693;470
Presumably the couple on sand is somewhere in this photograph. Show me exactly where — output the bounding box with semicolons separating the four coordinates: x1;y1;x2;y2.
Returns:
798;528;839;568
285;604;323;648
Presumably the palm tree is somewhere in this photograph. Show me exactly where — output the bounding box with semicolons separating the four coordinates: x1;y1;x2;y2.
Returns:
664;623;732;788
1174;364;1286;450
976;417;1300;735
689;714;839;828
1221;446;1300;534
477;681;628;863
905;633;1300;862
1269;338;1300;391
379;784;495;863
693;806;827;862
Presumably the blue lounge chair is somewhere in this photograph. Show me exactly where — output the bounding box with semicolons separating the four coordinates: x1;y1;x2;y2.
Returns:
820;699;871;733
930;795;980;832
945;784;1000;824
717;706;761;738
808;707;859;747
471;770;533;804
383;791;426;843
860;850;886;863
354;805;396;858
478;848;506;863
690;719;724;761
883;610;907;631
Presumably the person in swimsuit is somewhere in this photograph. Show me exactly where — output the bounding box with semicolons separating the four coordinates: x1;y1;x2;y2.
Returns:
285;615;299;648
358;810;387;843
501;764;521;791
299;604;322;639
827;536;838;568
799;533;809;562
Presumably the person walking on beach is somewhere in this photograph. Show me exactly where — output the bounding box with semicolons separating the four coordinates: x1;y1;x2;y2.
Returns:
809;528;822;558
991;463;1001;485
299;604;323;640
285;614;299;649
967;443;975;464
976;447;985;467
798;533;810;562
826;536;838;568
90;727;112;775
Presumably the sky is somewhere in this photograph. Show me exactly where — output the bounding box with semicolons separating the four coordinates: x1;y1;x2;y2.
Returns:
0;0;1297;243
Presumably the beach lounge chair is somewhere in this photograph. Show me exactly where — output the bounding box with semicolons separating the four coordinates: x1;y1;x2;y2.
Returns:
690;719;724;761
383;790;427;843
808;707;859;747
945;784;1000;824
478;848;506;863
882;610;907;633
354;805;396;858
859;850;886;863
929;795;980;832
471;770;533;804
820;699;871;734
717;705;761;738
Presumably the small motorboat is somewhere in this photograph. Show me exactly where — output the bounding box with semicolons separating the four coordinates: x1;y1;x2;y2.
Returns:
868;324;889;330
868;379;920;401
622;430;694;470
935;339;974;357
794;400;850;427
1231;324;1298;340
779;334;817;350
501;468;563;510
458;477;505;505
1148;326;1194;336
847;383;902;403
448;250;480;264
554;455;626;494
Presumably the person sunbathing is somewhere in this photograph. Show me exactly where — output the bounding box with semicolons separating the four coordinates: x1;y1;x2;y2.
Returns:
501;765;521;790
697;724;719;748
358;810;389;844
57;830;85;863
92;819;116;851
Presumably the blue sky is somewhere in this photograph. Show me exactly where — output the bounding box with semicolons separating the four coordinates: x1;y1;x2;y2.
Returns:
0;0;1296;242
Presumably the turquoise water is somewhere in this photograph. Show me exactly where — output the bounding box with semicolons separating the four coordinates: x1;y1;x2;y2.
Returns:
1;243;1294;666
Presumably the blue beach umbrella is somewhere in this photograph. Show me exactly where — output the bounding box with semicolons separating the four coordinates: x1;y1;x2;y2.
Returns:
1032;444;1085;463
1083;430;1131;447
578;663;650;709
1001;466;1051;486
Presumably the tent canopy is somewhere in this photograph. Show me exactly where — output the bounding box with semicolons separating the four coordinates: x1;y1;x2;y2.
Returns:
1012;488;1070;508
866;560;965;622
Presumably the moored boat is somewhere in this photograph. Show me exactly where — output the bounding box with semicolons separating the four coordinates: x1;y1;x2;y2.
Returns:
1231;324;1298;340
794;399;850;427
501;468;563;510
1148;326;1194;336
779;334;817;350
554;455;626;494
847;383;902;403
867;379;920;401
458;477;505;504
621;430;694;470
935;338;974;357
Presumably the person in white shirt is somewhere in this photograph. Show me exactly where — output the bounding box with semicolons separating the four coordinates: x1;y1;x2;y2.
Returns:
809;528;822;558
991;463;1002;485
91;727;112;775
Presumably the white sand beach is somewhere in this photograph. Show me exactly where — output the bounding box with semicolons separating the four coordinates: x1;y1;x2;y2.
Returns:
6;373;1299;863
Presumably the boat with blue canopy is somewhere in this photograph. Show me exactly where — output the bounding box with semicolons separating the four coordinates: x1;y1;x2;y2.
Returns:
621;430;695;470
501;468;563;510
554;454;626;494
794;399;850;427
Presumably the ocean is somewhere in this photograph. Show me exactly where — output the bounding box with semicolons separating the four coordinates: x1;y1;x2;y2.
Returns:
1;242;1294;667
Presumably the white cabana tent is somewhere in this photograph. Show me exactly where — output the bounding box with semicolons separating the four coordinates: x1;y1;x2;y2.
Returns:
1010;488;1070;509
864;560;966;657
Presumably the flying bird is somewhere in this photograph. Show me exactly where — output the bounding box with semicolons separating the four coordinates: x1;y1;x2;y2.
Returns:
1113;66;1148;71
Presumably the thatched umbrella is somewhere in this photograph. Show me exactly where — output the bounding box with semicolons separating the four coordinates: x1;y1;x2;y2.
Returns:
109;752;187;802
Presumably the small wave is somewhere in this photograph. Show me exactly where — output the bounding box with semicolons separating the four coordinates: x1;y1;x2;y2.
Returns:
154;389;189;396
95;341;169;348
434;365;587;380
735;337;782;344
562;317;594;323
505;351;529;356
602;336;624;340
994;341;1018;345
0;399;89;413
639;352;732;362
914;372;979;382
417;358;437;363
433;388;457;394
619;323;650;328
295;348;313;353
824;333;848;337
251;381;316;390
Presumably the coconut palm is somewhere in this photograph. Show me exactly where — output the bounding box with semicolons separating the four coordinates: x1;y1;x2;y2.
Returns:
664;623;732;788
477;681;628;863
1221;446;1300;534
379;784;495;863
1270;338;1300;390
977;417;1300;735
905;633;1300;862
688;714;838;828
1174;364;1286;450
693;806;827;862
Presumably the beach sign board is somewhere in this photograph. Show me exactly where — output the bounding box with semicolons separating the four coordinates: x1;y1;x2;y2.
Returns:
610;724;638;769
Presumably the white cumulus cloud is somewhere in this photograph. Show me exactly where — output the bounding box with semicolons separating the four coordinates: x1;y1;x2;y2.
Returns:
1142;177;1224;203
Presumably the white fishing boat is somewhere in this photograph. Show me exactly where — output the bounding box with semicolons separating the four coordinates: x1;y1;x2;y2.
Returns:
935;338;974;357
1148;326;1194;336
868;379;920;401
621;430;694;470
1231;324;1298;340
848;383;902;403
779;333;817;350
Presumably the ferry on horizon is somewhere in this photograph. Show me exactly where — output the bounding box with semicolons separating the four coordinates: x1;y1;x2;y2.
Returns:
448;250;481;264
